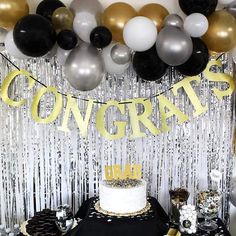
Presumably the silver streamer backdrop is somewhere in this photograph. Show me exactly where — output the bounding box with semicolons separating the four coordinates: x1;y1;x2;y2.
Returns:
0;53;235;228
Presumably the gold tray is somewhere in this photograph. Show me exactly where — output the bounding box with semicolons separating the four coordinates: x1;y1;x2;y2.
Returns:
94;201;151;217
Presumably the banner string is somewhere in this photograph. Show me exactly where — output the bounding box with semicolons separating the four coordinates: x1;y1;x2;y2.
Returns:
0;52;224;105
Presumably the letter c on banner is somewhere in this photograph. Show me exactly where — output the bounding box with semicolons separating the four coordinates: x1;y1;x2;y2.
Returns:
31;86;63;124
1;69;35;107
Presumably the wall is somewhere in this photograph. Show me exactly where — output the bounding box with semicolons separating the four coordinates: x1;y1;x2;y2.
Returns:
2;0;236;234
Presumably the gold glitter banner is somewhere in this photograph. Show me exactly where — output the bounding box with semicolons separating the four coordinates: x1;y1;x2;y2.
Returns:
0;59;235;141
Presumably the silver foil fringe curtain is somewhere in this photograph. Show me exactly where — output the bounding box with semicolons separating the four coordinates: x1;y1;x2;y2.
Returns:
0;53;235;227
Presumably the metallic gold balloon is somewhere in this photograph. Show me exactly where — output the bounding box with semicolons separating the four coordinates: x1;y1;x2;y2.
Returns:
202;10;236;53
0;0;29;30
139;4;169;32
102;3;137;43
52;7;74;31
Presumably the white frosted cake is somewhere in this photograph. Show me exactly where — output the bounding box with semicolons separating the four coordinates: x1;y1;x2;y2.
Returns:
99;179;147;214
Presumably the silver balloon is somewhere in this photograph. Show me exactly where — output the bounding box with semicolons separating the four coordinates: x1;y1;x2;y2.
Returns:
73;12;98;43
102;43;130;75
70;0;103;23
111;44;131;65
156;26;193;66
65;43;105;91
55;205;74;234
163;14;184;28
57;47;72;66
225;1;236;17
230;178;236;207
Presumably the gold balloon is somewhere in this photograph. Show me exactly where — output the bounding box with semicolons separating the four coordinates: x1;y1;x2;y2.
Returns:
139;4;169;32
52;7;74;31
102;2;137;43
202;10;236;53
0;0;29;30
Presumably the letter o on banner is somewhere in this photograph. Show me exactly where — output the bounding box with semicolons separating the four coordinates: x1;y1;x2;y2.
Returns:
31;86;63;124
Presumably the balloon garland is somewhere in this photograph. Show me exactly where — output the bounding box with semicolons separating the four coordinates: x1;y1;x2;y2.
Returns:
0;0;236;92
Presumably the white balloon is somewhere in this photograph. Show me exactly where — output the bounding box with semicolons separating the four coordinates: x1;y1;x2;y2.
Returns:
218;0;234;4
70;0;103;23
56;47;72;66
184;13;208;38
102;43;130;75
5;30;29;59
123;16;157;52
73;12;97;43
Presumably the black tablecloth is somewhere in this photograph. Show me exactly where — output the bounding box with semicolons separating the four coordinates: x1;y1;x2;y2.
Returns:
70;197;169;236
18;196;232;236
68;197;231;236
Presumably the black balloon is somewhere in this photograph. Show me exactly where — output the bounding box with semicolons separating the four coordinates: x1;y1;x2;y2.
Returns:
133;46;169;81
36;0;65;20
13;14;57;57
176;38;209;76
90;26;112;49
179;0;217;16
57;30;78;50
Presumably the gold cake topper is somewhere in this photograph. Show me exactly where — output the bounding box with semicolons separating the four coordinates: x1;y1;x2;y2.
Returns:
105;164;142;180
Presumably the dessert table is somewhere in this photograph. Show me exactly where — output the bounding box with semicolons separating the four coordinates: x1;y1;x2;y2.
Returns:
18;197;232;236
70;197;169;236
68;197;231;236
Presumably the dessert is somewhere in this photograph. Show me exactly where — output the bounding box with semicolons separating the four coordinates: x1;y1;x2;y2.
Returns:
99;178;147;215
